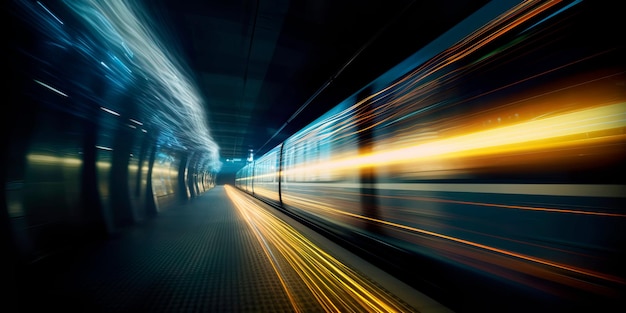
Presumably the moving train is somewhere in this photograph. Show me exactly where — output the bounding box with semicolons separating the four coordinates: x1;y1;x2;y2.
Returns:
236;0;625;311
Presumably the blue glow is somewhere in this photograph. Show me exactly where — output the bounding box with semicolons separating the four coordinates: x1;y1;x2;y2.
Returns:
520;0;584;34
62;0;222;171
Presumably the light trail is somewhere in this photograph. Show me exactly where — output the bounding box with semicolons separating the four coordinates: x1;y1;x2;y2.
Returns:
374;192;626;217
224;185;417;312
234;0;624;304
281;182;626;214
33;79;69;97
308;102;625;172
62;0;222;171
280;193;625;286
279;182;626;199
239;101;626;183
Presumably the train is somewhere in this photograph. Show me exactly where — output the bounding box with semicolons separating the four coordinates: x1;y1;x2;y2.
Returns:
236;0;626;311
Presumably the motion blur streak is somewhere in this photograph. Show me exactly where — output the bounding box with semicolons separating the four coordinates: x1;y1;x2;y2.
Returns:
62;0;221;170
26;154;82;166
289;192;622;283
374;183;624;198
228;185;301;312
236;0;625;308
225;185;416;313
376;192;626;217
33;79;69;97
264;102;626;182
402;0;564;80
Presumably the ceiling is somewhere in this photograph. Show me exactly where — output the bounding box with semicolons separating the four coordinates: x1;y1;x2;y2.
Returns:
142;0;489;174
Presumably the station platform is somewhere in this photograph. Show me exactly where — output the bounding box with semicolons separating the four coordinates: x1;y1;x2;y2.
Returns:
14;185;450;313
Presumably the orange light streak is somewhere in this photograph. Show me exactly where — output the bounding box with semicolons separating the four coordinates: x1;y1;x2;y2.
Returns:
281;192;625;285
277;102;626;179
375;194;626;217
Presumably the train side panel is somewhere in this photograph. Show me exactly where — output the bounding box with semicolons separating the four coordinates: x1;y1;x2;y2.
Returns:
250;145;282;204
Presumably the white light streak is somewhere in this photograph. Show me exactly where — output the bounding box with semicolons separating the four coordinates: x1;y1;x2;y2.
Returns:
95;145;113;151
129;118;143;125
37;1;64;25
100;61;111;70
33;79;68;97
100;106;120;116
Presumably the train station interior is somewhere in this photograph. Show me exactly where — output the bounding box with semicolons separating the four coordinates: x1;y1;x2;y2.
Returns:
5;0;625;312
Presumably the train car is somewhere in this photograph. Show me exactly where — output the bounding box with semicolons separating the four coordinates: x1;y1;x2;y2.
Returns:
280;99;365;234
235;160;255;193
236;0;625;311
249;144;282;202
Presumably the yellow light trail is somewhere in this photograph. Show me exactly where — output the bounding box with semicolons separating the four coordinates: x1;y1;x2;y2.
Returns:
318;102;625;171
239;101;625;182
224;185;418;313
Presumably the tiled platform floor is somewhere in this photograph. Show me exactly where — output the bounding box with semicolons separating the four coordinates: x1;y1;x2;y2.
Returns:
13;186;448;313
